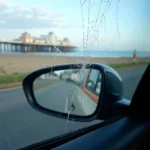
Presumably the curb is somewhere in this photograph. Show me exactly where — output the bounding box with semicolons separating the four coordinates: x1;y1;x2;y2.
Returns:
0;86;22;93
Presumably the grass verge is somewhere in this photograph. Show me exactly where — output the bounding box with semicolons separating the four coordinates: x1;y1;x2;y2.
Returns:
110;61;148;70
0;73;28;85
0;61;149;89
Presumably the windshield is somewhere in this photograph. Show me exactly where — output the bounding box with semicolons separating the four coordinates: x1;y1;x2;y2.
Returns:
0;0;149;149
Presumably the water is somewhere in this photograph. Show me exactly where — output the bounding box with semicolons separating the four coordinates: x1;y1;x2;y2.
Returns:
0;50;150;58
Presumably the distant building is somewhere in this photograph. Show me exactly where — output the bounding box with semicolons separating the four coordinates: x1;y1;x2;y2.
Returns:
40;32;57;44
56;40;63;45
17;32;71;46
48;32;57;44
20;32;33;43
63;38;71;46
32;37;46;44
40;35;49;41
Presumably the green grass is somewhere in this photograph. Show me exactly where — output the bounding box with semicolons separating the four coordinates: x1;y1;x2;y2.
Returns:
109;61;148;69
0;73;28;84
0;61;149;85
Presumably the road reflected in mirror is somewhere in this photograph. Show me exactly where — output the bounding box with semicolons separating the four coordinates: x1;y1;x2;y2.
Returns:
33;68;102;116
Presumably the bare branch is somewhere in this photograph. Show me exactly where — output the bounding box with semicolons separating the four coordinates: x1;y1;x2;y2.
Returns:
81;0;87;6
85;0;91;47
80;0;86;48
89;0;96;9
110;0;121;49
92;0;112;45
94;1;112;44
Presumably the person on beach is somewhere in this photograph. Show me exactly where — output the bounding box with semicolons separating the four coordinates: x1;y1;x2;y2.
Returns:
132;49;137;64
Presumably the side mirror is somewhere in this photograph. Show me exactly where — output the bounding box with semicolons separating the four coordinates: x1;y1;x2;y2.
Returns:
23;63;130;122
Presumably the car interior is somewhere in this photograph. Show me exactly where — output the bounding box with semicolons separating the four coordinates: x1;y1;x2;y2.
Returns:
20;63;150;150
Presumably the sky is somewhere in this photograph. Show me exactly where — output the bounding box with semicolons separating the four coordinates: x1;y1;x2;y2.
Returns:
0;0;150;51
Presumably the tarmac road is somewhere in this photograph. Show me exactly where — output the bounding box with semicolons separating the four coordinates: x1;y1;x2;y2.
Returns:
0;66;147;150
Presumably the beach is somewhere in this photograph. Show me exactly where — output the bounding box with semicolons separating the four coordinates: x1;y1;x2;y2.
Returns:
0;54;149;75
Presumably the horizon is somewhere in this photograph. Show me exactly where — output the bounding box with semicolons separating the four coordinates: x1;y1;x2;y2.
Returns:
0;0;150;51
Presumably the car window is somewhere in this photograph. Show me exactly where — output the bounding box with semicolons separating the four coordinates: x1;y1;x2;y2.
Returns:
86;69;101;95
0;0;149;149
95;74;102;95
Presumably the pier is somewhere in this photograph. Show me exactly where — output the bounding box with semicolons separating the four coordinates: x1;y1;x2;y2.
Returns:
0;40;77;53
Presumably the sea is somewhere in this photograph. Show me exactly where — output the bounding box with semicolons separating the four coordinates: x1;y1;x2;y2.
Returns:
0;50;150;58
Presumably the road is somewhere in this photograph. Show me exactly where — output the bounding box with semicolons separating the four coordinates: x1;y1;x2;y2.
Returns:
0;66;147;150
34;80;97;116
34;81;87;115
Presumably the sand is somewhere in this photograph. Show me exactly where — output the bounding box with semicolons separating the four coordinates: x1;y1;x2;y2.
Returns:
0;54;149;75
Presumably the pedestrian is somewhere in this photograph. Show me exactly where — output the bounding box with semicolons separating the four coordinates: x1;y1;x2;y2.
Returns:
132;49;137;64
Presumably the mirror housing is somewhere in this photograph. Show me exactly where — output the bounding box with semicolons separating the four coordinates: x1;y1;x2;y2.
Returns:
23;63;130;122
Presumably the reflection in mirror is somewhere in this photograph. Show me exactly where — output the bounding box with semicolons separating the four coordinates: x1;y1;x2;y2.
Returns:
33;68;102;116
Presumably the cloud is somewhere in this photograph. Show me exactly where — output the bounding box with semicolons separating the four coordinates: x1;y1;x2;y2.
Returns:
0;1;70;29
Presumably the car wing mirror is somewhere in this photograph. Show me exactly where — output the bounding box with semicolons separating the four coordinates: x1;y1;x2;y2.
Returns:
23;63;130;122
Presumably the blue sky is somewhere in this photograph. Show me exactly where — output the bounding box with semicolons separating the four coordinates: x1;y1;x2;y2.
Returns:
0;0;149;51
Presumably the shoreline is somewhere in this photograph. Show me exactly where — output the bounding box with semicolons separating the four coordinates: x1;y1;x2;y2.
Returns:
1;52;150;58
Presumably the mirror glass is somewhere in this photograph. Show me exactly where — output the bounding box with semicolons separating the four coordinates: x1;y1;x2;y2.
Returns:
33;68;102;116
